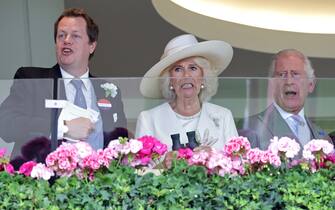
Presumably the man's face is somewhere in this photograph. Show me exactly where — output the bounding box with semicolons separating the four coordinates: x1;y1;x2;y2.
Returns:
55;17;96;73
273;53;315;114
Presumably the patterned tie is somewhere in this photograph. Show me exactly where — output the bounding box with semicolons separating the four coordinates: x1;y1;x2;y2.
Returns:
290;115;310;145
71;79;87;109
291;115;304;135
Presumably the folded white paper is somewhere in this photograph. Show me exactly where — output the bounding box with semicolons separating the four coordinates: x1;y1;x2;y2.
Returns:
57;101;100;140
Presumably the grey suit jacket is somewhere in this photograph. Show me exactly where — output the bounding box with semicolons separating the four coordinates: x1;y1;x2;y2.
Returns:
238;104;330;150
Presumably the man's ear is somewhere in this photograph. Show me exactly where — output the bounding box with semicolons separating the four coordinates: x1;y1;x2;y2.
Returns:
308;79;316;93
89;41;97;54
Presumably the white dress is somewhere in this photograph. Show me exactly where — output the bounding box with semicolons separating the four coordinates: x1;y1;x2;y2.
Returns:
135;102;238;151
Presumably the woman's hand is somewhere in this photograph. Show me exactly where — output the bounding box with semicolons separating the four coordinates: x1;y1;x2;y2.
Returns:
162;151;177;169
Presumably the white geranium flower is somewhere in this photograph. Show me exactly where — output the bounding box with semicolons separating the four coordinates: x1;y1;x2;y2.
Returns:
30;163;54;180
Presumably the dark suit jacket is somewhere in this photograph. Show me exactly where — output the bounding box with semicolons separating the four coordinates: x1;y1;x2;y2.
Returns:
0;64;126;158
238;104;330;150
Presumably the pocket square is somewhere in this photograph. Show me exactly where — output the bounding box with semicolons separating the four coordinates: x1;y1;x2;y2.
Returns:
113;113;118;123
318;130;326;137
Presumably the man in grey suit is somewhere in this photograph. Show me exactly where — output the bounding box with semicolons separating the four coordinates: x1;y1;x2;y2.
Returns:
239;49;331;150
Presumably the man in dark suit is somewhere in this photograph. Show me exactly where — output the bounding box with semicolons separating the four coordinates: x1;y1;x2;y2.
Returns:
239;49;330;150
0;8;126;159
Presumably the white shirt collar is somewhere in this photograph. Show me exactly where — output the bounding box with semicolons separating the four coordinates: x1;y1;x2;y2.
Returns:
60;67;90;90
273;102;305;120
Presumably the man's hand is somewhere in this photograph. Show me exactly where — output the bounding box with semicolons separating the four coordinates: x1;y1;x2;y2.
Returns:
64;117;95;140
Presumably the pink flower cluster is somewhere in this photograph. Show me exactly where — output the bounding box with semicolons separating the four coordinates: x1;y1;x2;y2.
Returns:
268;136;300;159
303;139;334;160
176;137;284;177
223;136;251;157
135;136;167;165
18;161;37;176
177;148;193;159
0;136;333;181
45;139;144;179
246;148;281;169
177;148;233;176
43;137;167;180
105;138;143;167
18;161;54;180
0;148;14;175
46;142;81;177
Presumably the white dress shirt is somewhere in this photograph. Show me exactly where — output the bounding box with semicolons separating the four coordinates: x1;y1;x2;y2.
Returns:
60;67;93;108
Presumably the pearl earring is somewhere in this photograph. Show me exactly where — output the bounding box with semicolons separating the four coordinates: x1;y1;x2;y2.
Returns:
200;84;205;89
169;85;174;90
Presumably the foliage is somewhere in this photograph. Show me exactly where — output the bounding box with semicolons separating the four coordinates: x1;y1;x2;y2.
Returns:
0;137;334;208
1;159;334;209
0;172;56;209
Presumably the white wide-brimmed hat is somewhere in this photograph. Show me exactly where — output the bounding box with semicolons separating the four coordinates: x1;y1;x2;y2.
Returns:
140;34;233;98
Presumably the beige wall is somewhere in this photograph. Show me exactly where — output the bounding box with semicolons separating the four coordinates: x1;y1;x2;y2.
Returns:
1;0;335;79
0;0;64;79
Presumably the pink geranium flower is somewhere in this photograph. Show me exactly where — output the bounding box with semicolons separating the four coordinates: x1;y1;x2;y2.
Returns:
74;142;94;159
268;136;300;159
135;136;167;166
30;163;54;180
0;148;6;157
303;139;334;160
223;136;251;157
129;139;143;154
189;150;209;165
80;151;101;170
177;148;193;159
0;148;14;174
46;142;79;177
267;151;281;167
153;141;168;156
19;161;37;176
4;163;14;175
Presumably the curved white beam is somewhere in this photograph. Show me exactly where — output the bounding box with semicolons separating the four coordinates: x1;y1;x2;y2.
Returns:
152;0;335;58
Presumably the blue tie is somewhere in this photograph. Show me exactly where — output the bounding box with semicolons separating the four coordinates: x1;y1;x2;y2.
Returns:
71;79;87;109
290;115;310;145
291;115;304;137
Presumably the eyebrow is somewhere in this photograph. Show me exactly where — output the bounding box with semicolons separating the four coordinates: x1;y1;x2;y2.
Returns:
57;29;81;33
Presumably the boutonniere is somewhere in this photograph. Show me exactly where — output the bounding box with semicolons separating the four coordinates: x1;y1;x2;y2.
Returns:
98;83;118;109
101;82;118;98
209;114;220;128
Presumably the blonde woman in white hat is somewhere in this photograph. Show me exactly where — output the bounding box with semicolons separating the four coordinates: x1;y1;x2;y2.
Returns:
135;34;238;151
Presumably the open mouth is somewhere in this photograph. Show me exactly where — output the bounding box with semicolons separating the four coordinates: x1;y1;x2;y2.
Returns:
285;90;297;96
181;83;194;89
62;47;73;55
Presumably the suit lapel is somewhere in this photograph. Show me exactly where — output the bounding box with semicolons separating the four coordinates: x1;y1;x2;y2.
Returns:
50;64;66;100
90;79;115;131
259;104;296;139
305;117;327;139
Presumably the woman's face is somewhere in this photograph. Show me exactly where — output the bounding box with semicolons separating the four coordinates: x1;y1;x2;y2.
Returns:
169;57;204;100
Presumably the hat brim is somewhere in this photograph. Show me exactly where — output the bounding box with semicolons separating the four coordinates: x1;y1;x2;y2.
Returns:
140;40;233;98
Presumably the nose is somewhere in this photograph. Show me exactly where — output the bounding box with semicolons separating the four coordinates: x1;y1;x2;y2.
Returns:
285;73;295;84
183;69;191;77
64;34;72;44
